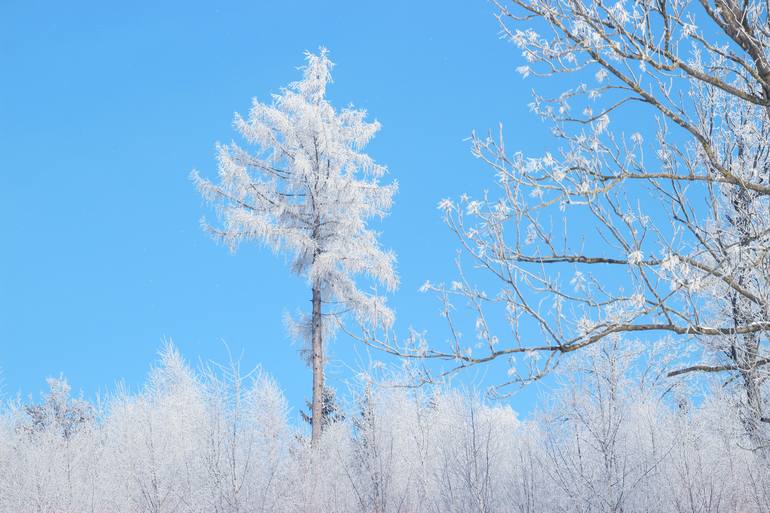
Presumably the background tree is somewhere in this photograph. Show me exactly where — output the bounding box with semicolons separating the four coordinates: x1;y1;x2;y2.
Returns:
192;49;398;445
300;386;345;429
16;378;98;513
22;377;93;441
363;0;770;447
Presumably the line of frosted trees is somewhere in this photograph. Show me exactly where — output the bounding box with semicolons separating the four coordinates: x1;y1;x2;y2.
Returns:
2;344;770;513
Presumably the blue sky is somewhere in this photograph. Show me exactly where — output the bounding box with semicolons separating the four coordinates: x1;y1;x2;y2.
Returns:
1;0;555;416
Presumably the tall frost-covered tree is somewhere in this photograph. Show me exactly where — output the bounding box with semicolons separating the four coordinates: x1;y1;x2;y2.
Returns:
192;49;398;445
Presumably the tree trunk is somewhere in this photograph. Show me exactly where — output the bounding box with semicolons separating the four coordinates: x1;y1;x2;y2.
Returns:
722;164;768;448
310;281;324;446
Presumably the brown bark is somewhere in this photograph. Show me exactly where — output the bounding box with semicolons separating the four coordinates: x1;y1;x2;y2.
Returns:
310;281;324;446
310;208;324;447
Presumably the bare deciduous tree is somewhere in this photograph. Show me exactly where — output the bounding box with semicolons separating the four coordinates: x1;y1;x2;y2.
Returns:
361;0;770;446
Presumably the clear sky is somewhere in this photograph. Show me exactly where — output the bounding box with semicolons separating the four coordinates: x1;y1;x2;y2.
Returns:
1;0;555;417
